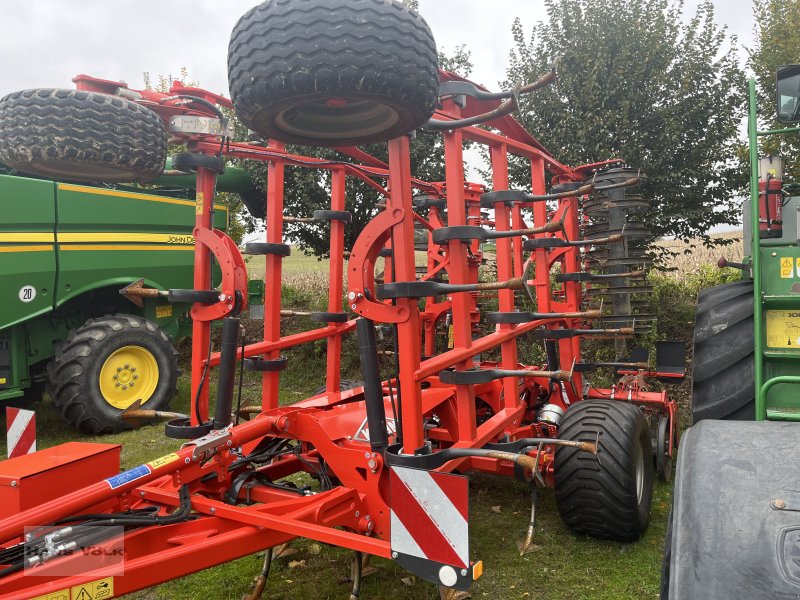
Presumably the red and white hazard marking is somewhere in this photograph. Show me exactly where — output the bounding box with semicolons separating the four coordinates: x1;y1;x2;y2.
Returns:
6;407;36;458
390;466;469;569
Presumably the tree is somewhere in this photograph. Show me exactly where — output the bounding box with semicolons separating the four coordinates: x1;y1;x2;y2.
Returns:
749;0;800;180
238;45;473;257
505;0;745;242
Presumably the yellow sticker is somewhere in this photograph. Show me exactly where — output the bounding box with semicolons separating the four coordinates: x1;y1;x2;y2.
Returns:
155;305;173;319
781;257;794;278
0;378;6;385
797;258;800;277
195;192;205;215
31;590;70;600
447;325;455;349
71;577;114;600
766;310;800;348
146;453;180;470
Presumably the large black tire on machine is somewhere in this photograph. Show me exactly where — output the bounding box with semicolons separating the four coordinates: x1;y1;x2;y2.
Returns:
227;0;440;147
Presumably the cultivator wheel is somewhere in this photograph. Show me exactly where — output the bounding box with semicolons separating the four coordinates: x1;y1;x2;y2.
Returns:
655;414;672;482
554;400;654;541
0;88;167;182
228;0;439;146
583;168;655;340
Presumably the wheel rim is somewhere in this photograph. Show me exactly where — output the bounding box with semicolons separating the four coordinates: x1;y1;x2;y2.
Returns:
98;345;159;410
275;98;401;142
635;436;645;504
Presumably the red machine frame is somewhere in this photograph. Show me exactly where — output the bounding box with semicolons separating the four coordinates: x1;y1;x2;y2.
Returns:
0;72;676;599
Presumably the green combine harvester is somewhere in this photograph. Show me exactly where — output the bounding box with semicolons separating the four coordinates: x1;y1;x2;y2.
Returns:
662;66;800;599
0;160;261;434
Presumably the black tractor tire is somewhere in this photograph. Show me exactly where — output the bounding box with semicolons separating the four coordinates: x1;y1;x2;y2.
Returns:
663;420;800;599
227;0;439;146
47;315;179;434
691;280;755;423
554;400;654;541
0;88;167;183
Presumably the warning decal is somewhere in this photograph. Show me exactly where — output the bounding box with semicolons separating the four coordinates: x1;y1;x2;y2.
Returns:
31;590;70;600
781;257;794;279
71;577;114;600
766;310;800;349
390;466;469;569
146;452;180;470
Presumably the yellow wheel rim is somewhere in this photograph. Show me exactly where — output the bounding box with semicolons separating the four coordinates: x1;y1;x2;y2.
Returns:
98;345;159;410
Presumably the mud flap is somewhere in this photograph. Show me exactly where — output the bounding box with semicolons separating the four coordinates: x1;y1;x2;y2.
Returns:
390;466;480;591
666;420;800;599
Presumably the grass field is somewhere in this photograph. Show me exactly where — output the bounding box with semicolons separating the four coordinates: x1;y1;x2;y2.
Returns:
0;248;681;600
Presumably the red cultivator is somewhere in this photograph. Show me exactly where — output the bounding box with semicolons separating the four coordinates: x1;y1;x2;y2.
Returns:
0;1;680;598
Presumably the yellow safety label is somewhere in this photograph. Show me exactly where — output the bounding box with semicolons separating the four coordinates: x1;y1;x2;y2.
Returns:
31;590;70;600
0;378;6;385
797;258;800;277
155;305;173;319
448;325;455;349
766;310;800;348
781;257;794;278
196;192;205;215
71;577;114;600
146;453;180;470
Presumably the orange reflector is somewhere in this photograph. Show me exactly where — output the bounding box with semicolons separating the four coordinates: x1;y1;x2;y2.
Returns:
472;560;484;580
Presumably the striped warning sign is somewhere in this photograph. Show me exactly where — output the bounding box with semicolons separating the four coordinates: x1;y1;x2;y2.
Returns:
390;466;469;569
6;407;36;458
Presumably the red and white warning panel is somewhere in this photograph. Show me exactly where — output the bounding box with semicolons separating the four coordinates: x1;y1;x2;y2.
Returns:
6;407;35;458
390;466;482;590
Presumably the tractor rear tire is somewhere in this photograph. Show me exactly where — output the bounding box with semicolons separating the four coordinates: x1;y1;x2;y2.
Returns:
662;420;800;599
554;400;654;541
227;0;439;146
0;88;167;183
691;280;755;423
47;315;178;434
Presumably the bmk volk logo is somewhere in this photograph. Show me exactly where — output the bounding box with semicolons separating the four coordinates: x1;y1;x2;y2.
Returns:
23;525;125;577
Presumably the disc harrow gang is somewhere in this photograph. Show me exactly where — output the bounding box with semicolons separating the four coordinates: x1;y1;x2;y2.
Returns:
0;2;679;598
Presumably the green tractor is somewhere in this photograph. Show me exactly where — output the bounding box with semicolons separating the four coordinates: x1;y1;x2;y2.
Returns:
662;66;800;598
0;97;262;435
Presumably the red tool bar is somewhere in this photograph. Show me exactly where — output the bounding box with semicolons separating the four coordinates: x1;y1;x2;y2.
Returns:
387;136;426;454
490;144;521;412
189;167;216;425
263;141;286;412
207;323;357;367
326;170;347;392
443;98;478;445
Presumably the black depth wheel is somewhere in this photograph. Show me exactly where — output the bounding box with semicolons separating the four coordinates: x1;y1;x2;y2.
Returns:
691;281;755;423
0;88;167;182
228;0;439;146
47;315;178;434
554;400;654;541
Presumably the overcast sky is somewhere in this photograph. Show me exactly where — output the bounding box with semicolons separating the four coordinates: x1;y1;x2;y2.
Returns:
0;0;754;99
